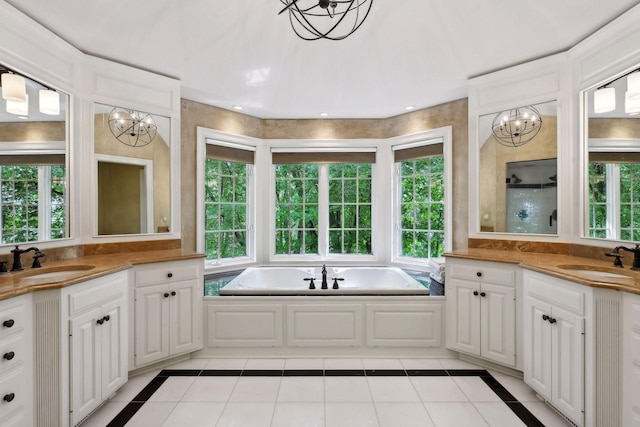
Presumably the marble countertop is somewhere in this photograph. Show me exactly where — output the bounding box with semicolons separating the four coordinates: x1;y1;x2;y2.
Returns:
0;249;204;301
445;248;640;295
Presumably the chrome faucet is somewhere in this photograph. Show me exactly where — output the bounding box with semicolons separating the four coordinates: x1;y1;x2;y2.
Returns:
612;244;640;270
321;264;328;289
10;245;43;271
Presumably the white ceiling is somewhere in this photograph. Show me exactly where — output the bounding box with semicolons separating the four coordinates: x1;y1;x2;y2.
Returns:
5;0;640;119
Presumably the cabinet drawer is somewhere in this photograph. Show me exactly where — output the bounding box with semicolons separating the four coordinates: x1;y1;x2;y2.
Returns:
135;262;199;287
524;271;585;316
68;274;126;317
0;335;24;374
0;305;25;340
449;260;515;286
0;367;26;422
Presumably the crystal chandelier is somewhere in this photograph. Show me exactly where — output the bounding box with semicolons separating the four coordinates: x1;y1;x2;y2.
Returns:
107;107;157;148
278;0;373;41
491;106;543;148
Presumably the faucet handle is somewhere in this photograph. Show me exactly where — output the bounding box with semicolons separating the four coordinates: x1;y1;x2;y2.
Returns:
0;262;6;273
332;277;344;289
31;251;45;269
605;252;624;268
304;277;316;290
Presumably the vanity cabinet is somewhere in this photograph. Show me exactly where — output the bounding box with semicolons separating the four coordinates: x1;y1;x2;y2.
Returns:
133;259;203;368
523;270;585;426
0;295;32;427
623;292;640;427
446;258;517;367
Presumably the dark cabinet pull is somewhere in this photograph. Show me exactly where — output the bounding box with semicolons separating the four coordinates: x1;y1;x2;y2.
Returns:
164;292;170;298
473;291;479;296
3;393;14;402
549;317;557;324
476;272;482;277
97;318;104;325
2;319;14;328
542;314;549;321
480;292;486;297
103;315;110;322
171;291;176;296
167;273;173;278
3;352;14;361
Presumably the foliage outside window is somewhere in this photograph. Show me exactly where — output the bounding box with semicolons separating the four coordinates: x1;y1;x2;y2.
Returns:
589;162;640;241
399;156;445;258
0;165;66;244
204;159;249;260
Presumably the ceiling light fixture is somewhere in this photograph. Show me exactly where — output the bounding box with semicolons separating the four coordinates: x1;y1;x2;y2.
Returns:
6;94;28;116
1;65;62;116
107;107;158;148
592;67;640;116
1;72;26;102
625;90;640;114
593;87;616;113
278;0;373;41
491;106;543;148
628;71;640;101
39;89;60;115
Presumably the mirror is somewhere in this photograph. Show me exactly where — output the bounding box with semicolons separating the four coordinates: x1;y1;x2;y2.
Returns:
0;64;69;244
477;100;558;234
584;66;640;241
94;103;171;235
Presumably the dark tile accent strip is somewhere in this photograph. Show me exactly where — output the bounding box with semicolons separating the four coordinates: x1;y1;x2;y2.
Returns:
106;402;144;427
481;376;518;402
131;376;168;402
406;369;449;376
506;402;547;427
364;369;407;376
324;369;366;376
201;369;243;376
241;369;283;376
447;369;491;377
283;369;324;376
158;369;202;377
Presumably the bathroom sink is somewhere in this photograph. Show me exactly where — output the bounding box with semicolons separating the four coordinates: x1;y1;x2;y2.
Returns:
16;264;96;285
555;264;637;280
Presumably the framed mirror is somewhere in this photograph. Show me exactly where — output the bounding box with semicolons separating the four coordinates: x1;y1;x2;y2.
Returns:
0;64;69;245
584;66;640;241
477;100;558;234
93;103;171;236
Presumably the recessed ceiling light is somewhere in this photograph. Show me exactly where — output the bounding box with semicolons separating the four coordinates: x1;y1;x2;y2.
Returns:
405;105;415;111
232;105;243;111
319;112;329;117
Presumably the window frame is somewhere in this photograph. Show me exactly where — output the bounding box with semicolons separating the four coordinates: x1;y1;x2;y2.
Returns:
390;127;453;268
196;127;258;271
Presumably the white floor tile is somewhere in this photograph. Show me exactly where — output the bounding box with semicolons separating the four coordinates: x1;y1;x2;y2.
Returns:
522;401;573;426
228;376;282;402
164;358;209;370
453;377;502;402
324;358;364;370
400;359;444;370
410;377;469;402
78;401;128;427
205;358;247;370
271;402;325;427
367;377;420;402
489;371;540;402
473;402;527;427
277;376;324;402
110;375;156;402
181;376;240;402
375;402;435;427
125;402;177;426
423;402;489;427
148;376;197;402
437;358;484;370
325;376;372;402
284;358;324;370
362;358;404;370
325;402;380;427
161;402;225;427
215;402;275;427
244;358;286;370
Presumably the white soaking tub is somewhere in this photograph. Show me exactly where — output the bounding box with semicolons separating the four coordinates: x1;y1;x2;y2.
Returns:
219;266;430;296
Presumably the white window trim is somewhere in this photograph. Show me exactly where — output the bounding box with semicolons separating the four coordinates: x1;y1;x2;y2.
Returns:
196;127;259;272
390;126;453;269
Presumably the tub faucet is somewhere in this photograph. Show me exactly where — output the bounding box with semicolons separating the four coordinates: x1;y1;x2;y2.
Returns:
614;244;640;270
321;264;328;289
10;245;42;271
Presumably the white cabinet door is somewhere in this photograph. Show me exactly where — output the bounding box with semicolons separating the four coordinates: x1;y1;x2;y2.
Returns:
480;282;515;366
100;299;127;399
552;305;584;426
447;278;481;356
169;279;200;355
70;308;100;425
135;284;169;366
524;295;553;401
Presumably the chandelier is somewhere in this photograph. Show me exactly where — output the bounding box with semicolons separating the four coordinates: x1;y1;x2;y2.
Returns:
107;107;157;148
491;106;543;148
278;0;373;41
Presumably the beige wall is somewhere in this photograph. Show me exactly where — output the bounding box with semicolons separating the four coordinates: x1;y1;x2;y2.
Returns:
0;121;65;142
180;98;469;252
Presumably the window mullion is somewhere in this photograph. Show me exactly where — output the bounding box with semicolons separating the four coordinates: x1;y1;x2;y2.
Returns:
318;164;329;257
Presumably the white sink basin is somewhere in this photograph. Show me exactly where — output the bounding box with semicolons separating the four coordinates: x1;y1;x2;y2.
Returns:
17;265;96;285
556;264;636;280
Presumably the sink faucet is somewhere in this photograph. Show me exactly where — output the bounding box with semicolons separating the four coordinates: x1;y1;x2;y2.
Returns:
613;244;640;270
321;264;328;289
10;245;42;271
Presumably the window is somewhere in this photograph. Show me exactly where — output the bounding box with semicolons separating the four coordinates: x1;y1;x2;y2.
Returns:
272;150;375;258
197;129;256;267
0;164;66;243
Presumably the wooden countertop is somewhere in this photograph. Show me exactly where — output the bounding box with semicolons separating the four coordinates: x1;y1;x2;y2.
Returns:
445;248;640;295
0;249;204;301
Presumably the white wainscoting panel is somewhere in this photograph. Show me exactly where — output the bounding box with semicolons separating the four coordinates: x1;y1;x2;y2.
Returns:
286;304;363;347
207;304;283;347
366;304;442;347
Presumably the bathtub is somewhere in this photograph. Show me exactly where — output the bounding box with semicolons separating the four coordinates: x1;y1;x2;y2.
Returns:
219;266;430;296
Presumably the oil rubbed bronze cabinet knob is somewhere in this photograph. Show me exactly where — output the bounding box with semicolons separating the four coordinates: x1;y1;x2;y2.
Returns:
473;291;479;296
171;291;176;296
476;272;482;277
167;273;173;278
3;393;14;402
2;319;14;328
164;292;170;298
3;352;14;361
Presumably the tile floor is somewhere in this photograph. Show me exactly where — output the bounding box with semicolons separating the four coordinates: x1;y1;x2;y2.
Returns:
80;358;572;427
